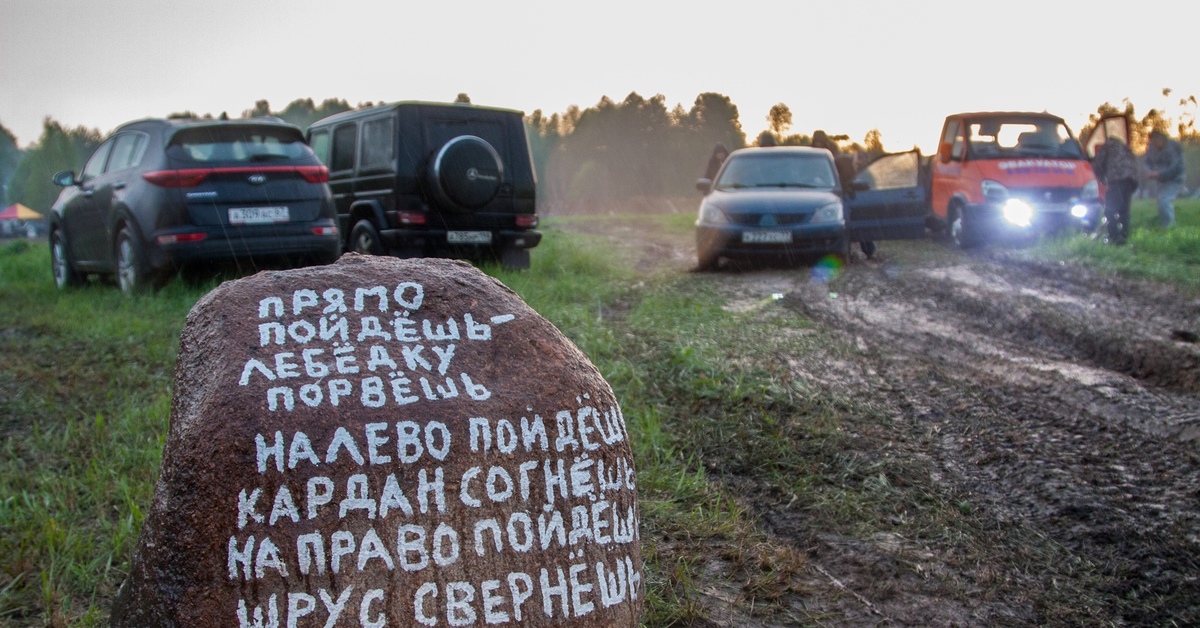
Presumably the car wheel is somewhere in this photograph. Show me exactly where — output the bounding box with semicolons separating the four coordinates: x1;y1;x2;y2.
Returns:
696;247;719;271
350;220;384;255
115;227;153;295
950;205;979;249
429;135;504;211
50;230;85;289
860;240;877;259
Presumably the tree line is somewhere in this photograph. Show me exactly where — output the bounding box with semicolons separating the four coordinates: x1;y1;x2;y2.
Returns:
3;91;1198;216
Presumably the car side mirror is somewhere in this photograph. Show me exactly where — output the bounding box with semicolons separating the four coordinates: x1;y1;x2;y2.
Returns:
695;178;712;194
937;142;953;164
53;170;77;187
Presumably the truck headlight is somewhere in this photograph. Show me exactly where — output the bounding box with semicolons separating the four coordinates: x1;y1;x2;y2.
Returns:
1002;199;1033;227
1070;204;1089;218
810;202;843;224
982;179;1009;199
1082;180;1099;199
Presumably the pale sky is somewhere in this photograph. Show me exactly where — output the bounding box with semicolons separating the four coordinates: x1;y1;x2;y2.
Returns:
2;0;1197;153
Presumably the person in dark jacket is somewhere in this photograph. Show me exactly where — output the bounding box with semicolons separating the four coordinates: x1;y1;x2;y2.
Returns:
1092;135;1139;245
812;129;876;258
1144;130;1185;227
811;130;837;154
704;143;729;180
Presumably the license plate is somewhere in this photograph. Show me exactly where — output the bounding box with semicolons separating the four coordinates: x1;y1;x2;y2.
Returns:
742;230;792;244
229;206;289;224
447;231;493;244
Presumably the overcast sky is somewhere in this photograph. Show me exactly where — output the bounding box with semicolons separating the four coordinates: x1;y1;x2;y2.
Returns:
2;0;1196;152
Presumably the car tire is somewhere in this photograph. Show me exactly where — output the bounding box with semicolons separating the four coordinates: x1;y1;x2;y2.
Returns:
950;205;980;249
860;240;877;259
350;220;384;255
115;227;153;295
429;135;504;211
696;247;719;271
51;230;85;289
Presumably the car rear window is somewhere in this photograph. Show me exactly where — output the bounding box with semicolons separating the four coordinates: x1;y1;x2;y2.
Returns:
167;125;312;163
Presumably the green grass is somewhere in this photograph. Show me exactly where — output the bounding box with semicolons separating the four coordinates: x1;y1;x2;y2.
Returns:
1034;198;1200;289
3;205;1194;625
0;240;205;626
0;227;822;625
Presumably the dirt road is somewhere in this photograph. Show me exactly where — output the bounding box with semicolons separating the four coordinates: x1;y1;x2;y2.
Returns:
561;217;1200;626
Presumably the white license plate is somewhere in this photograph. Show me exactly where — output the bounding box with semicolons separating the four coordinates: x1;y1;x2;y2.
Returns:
742;230;792;244
447;231;493;244
229;206;289;225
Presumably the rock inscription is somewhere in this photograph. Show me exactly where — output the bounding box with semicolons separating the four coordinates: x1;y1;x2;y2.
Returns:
112;255;642;627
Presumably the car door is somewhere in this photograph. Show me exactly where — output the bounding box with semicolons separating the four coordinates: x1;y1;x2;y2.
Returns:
93;132;149;265
1084;114;1130;159
844;150;929;242
62;138;115;265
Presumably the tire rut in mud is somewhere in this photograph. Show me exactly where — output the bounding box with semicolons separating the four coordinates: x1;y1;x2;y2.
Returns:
788;252;1200;623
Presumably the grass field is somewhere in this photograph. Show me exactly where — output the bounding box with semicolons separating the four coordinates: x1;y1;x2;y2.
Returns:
0;199;1195;625
1035;198;1200;290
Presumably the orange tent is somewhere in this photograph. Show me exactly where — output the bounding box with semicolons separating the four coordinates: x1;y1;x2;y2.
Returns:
0;203;43;220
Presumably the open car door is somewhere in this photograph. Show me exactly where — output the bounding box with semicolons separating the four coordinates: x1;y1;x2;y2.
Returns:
844;150;929;242
1084;114;1130;159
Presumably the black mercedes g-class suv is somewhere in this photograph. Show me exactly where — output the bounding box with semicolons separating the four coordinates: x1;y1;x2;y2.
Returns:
307;101;541;269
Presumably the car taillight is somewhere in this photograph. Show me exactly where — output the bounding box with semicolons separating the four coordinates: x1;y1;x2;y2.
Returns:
143;169;209;187
156;232;207;244
398;212;427;225
143;165;330;187
297;166;329;183
311;226;338;236
515;214;539;228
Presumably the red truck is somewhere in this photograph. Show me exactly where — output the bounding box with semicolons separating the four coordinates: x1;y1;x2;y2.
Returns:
842;111;1126;251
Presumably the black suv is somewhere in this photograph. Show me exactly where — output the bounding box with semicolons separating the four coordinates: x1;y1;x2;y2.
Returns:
49;118;340;293
307;101;541;269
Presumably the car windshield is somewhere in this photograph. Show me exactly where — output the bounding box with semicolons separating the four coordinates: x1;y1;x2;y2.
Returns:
167;125;312;163
715;152;837;190
966;117;1083;159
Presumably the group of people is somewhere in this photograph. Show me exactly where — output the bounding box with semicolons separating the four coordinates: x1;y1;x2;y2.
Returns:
704;123;1188;250
704;130;852;180
1091;127;1186;245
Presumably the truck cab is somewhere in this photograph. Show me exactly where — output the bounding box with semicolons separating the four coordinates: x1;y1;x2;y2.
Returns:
930;112;1101;247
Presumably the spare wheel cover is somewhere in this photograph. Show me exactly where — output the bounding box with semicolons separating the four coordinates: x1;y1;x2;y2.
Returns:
431;135;504;210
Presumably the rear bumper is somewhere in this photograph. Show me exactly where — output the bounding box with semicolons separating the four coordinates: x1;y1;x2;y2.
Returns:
379;228;542;251
149;226;341;268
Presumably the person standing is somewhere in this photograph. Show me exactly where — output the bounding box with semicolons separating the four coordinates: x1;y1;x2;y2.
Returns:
811;130;837;154
1144;130;1185;227
1092;135;1139;245
704;143;729;180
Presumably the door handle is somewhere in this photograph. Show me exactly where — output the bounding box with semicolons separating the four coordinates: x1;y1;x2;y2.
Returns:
114;181;126;190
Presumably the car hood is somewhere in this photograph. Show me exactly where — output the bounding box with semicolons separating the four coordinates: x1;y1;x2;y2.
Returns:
704;188;841;214
975;159;1096;187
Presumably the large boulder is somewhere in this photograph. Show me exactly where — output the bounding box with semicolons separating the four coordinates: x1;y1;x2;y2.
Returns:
112;255;642;627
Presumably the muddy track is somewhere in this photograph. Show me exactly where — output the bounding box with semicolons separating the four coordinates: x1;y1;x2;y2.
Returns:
737;247;1200;624
559;217;1200;625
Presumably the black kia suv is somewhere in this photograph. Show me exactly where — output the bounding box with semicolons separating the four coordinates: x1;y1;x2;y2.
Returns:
307;101;541;269
49;117;340;294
